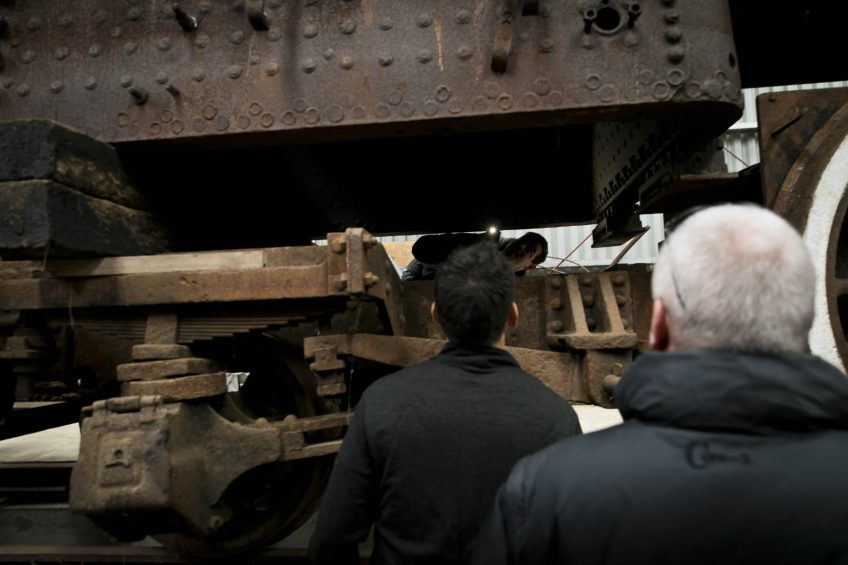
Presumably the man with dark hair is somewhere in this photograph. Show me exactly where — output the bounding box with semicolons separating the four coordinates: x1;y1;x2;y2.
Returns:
309;242;581;565
472;205;848;565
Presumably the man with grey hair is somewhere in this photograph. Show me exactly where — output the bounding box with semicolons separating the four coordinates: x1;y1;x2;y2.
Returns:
473;204;848;565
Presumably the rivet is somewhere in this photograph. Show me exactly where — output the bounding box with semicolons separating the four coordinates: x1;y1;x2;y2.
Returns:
323;48;335;60
111;26;123;38
215;116;230;131
89;44;103;57
583;294;595;307
484;82;499;99
387;90;403;105
150;123;162;135
497;94;513;110
54;47;69;61
230;30;245;44
249;102;263;116
201;106;216;120
424;100;439;116
549;299;563;311
155;71;169;84
117;113;130;127
624;31;639;47
435;85;452;103
704;79;722;99
457;46;473;60
49;80;64;94
171;120;185;134
195;34;210;48
521;93;540;108
580;275;593;287
326;104;344;123
124;41;139;55
533;78;552;96
612;274;625;286
22;50;35;64
340;56;354;70
157;37;172;51
120;75;134;88
664;12;679;24
193;69;206;82
599;84;616;102
585;74;601;90
375;103;390;119
472;96;488;111
399;102;415;117
352;106;367;119
455;9;472;24
84;77;98;90
548;91;565;106
587;318;597;331
293;98;308;112
126;8;142;21
417;49;432;64
667;47;685;64
260;113;275;127
161;109;174;122
417;13;433;28
378;17;393;30
237;116;250;129
305;108;320;124
667;68;685;86
192;118;206;133
227;65;244;79
378;53;393;67
302;58;317;73
16;83;31;97
664;27;682;43
26;17;43;31
282;111;296;125
549;320;565;332
339;19;356;34
303;24;318;38
129;86;148;105
685;81;702;98
267;27;281;41
538;38;554;53
617;295;627;306
448;100;463;114
265;63;280;76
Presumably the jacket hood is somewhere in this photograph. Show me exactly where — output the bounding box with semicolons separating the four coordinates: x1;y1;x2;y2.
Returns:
616;349;848;435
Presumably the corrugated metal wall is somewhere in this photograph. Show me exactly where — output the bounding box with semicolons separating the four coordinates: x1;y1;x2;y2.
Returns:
357;81;848;272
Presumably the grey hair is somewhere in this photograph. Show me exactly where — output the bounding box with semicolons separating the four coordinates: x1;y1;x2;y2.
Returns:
652;204;815;353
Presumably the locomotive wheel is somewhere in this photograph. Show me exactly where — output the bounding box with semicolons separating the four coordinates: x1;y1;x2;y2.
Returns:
155;333;333;557
802;129;848;372
768;97;848;372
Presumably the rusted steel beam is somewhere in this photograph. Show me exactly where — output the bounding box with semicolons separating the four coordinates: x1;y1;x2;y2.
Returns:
304;333;590;403
0;3;741;145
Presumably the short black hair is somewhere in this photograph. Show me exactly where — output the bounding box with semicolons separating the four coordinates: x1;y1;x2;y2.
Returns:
433;242;515;347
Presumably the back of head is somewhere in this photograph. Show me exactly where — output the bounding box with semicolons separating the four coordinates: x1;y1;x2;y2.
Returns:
434;242;515;347
652;204;815;353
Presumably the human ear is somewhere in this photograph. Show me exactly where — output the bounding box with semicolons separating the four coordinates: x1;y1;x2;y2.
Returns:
649;299;670;351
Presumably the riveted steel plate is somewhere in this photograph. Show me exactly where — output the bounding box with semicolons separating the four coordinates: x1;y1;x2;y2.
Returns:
0;1;742;145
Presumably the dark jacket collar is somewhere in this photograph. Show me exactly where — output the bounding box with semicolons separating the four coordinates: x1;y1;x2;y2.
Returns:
434;342;521;374
616;349;848;434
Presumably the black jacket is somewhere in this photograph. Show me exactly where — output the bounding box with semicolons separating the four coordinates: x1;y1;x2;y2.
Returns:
308;343;582;565
473;349;848;565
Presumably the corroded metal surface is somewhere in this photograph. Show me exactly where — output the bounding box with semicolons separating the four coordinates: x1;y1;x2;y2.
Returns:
0;2;741;145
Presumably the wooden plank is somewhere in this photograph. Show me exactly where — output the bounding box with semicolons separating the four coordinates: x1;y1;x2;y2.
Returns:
0;265;330;310
44;249;267;277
